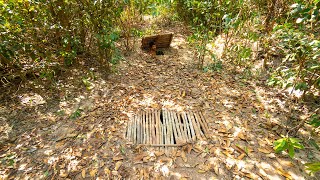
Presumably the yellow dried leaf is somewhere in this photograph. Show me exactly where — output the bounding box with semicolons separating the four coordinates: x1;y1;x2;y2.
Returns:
113;156;124;161
104;168;110;175
155;151;165;157
258;148;272;154
114;161;122;171
181;151;187;162
198;170;206;173
90;169;97;177
81;169;86;178
237;153;246;160
133;153;146;161
182;90;186;97
237;132;246;140
222;151;233;158
59;169;68;177
276;168;292;179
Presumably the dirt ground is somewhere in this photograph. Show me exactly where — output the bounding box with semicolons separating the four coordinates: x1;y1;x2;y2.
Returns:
0;21;319;179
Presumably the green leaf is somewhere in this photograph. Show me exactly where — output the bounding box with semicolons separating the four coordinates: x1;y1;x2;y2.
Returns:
308;114;320;127
288;144;295;158
290;138;304;149
274;138;287;153
305;162;320;174
309;139;320;150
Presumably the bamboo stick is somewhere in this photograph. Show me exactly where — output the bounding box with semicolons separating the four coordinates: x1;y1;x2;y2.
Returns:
173;112;186;143
146;110;150;144
143;110;146;144
168;111;174;145
199;112;209;132
186;112;196;141
136;113;139;144
158;110;163;151
163;110;168;154
188;112;201;140
170;111;180;144
127;117;132;142
194;112;208;138
181;112;191;142
133;115;136;144
167;110;173;153
151;109;156;144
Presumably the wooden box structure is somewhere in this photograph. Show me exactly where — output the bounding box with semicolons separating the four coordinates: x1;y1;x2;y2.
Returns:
141;33;173;50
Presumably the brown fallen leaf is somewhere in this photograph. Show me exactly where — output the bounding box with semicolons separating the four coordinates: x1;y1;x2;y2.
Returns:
237;153;246;160
113;156;124;161
90;169;97;177
114;161;122;171
181;151;187;162
133;153;146;161
81;169;86;178
104;168;110;176
222;151;233;158
186;144;192;154
159;157;173;163
59;169;68;177
237;131;246;140
276;168;292;180
155;151;165;157
198;170;206;173
258;148;272;154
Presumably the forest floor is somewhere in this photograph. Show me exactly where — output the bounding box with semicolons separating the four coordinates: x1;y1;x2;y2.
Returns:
1;20;319;179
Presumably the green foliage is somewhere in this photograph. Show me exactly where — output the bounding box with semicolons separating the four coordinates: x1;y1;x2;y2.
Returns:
203;54;223;72
82;77;93;91
308;114;320;127
187;28;211;68
267;25;320;94
274;136;304;158
0;0;127;83
70;108;82;120
305;162;320;174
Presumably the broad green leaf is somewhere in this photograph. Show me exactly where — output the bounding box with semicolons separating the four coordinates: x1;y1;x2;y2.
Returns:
305;162;320;174
274;138;287;153
288;144;295;158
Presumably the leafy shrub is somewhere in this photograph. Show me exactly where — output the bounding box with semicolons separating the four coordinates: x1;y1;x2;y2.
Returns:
274;136;304;158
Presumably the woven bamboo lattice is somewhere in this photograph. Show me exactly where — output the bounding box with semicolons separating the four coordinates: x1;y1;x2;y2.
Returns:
126;109;209;149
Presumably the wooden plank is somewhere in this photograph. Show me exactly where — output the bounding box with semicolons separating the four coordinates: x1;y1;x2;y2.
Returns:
155;110;159;144
142;111;146;144
181;112;192;142
194;112;209;137
199;112;209;132
151;110;156;144
192;113;204;138
188;112;201;140
170;111;181;144
136;113;139;144
147;110;150;144
127;117;132;142
164;110;169;144
167;110;174;154
186;112;196;141
163;110;169;154
158;110;162;144
141;33;173;49
174;112;186;143
132;115;136;144
168;111;174;145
